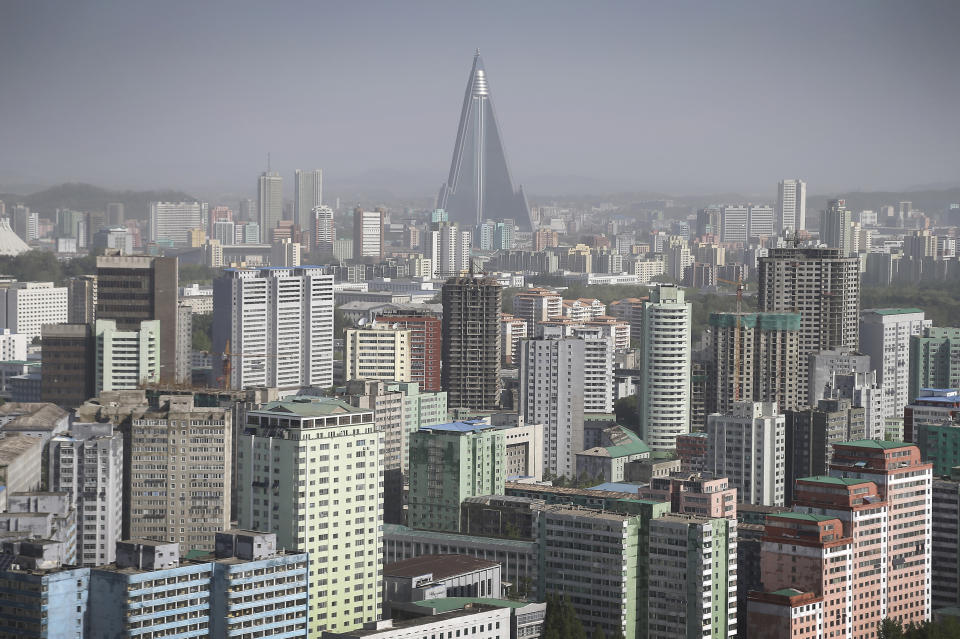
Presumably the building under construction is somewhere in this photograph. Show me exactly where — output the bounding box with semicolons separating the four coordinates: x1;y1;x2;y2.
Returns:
441;276;502;410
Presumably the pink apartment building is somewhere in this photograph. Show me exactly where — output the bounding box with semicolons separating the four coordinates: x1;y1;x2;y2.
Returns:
637;472;737;519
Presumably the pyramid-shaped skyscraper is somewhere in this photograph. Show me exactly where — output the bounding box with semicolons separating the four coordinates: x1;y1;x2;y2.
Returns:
437;52;535;231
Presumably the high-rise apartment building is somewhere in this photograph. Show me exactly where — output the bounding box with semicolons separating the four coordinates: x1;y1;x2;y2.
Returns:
708;312;801;416
258;171;283;242
638;285;691;450
932;468;960;610
313;204;335;247
748;204;775;238
720;205;749;244
860;308;929;419
0;281;68;340
237;398;383;636
212;266;334;391
48;422;123;566
67;274;97;324
426;221;471;277
374;310;442;391
148;201;208;246
294;168;323;229
647;514;738;639
519;336;586;478
441;277;501;410
777;178;807;233
707;402;786;506
344;324;412;383
820;198;855;256
93;319;160;393
96;255;181;383
500;314;527;366
750;441;931;637
512;288;563;331
408;421;505;532
353;208;384;259
909;326;960;402
127;395;231;553
757;248;860;385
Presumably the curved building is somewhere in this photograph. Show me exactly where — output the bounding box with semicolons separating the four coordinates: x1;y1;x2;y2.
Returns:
437;52;534;231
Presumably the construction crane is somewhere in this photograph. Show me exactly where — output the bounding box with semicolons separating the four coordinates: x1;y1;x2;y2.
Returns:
717;276;744;402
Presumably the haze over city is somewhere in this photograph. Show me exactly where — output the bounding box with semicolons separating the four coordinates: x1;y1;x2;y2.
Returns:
1;1;959;197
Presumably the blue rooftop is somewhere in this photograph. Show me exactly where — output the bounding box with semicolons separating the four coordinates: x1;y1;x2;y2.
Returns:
589;482;641;494
419;420;493;434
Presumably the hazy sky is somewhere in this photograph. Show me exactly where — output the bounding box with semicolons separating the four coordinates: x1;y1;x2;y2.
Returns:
1;1;958;197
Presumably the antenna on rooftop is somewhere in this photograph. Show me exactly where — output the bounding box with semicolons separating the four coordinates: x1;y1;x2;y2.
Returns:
267;152;271;172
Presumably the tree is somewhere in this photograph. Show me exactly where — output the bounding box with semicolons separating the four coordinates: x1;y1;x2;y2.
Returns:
191;314;213;351
543;594;586;639
614;394;639;430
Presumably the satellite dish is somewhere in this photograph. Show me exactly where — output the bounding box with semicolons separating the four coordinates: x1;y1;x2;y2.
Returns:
357;317;368;327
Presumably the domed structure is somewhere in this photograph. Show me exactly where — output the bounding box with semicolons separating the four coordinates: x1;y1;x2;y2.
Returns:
0;217;31;256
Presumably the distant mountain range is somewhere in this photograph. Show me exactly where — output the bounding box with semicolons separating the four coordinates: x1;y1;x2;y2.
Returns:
0;183;196;221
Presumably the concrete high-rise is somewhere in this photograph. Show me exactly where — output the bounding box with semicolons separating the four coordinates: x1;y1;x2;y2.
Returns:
67;274;97;324
408;421;505;533
819;198;855;255
40;323;94;409
860;308;929;419
48;422;123;566
519;335;586;478
93;319;160;392
96;255;181;384
258;170;283;242
148;201;208;246
374;310;443;391
909;326;960;402
757;247;860;386
313;204;335;247
0;281;68;340
426;221;471;277
213;266;334;392
353;208;384;259
776;178;806;233
294;168;323;229
932;468;960;610
344;323;412;382
437;52;534;231
707;401;786;506
638;285;691;450
237;398;383;637
708;312;801;416
441;276;501;410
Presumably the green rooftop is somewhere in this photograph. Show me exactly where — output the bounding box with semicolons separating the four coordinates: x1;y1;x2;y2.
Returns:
414;597;529;613
837;439;907;450
797;475;872;486
771;512;838;522
604;426;651;458
868;308;925;316
770;588;807;597
256;397;363;417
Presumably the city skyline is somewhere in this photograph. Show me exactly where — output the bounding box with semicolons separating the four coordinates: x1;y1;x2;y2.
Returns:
1;2;959;196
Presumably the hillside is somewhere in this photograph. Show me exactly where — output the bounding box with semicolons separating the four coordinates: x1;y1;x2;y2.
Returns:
0;183;197;221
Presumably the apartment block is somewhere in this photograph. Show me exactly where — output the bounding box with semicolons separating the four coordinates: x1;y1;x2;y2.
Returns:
909;327;960;402
236;398;383;636
408;421;505;533
707;402;786;507
374;311;442;391
441;277;502;410
500;314;527;366
48;422;123;566
0;281;68;341
93;319;160;393
40;323;93;409
637;472;738;519
345;324;412;383
213;266;334;391
903;387;960;444
932;469;960;610
512;289;562;331
860;308;929;419
148;201;208;246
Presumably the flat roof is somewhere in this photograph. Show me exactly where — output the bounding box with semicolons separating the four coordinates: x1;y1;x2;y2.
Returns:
385;555;500;580
253;398;366;418
771;588;806;597
589;482;641;494
866;308;925;315
419;420;495;434
0;434;42;464
835;439;910;450
413;597;528;613
797;475;872;486
770;512;838;523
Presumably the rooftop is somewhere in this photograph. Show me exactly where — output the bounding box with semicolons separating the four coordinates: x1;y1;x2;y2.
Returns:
413;597;528;613
253;397;367;418
865;308;926;316
770;588;806;597
419;420;495;434
0;434;42;464
384;555;499;580
835;439;911;450
383;524;535;550
589;482;641;494
797;475;873;486
770;512;839;523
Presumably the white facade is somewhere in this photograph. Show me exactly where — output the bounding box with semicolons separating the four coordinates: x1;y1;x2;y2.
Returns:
707;402;786;507
148;201;208;246
0;328;27;361
355;209;384;258
427;223;471;277
720;206;749;244
345;325;412;382
338;607;512;639
258;172;283;241
48;422;123;566
638;285;691;451
0;281;68;340
547;324;615;414
94;319;160;392
860;309;930;419
294;168;323;228
314;205;335;245
748;205;775;238
213;266;334;391
519;336;585;478
777;178;807;232
212;219;235;245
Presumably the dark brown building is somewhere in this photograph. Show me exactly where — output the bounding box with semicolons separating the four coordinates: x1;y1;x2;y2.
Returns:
441;276;501;410
95;254;181;383
40;323;93;409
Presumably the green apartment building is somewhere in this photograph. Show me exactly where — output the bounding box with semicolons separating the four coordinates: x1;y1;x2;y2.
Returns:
236;397;383;638
910;327;960;402
408;421;506;532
